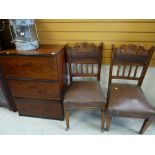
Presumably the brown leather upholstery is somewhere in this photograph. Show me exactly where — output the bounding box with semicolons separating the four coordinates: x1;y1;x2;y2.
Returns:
64;81;106;107
108;83;155;118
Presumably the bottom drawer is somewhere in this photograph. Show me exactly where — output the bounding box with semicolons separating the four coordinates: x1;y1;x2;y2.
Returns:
15;98;64;120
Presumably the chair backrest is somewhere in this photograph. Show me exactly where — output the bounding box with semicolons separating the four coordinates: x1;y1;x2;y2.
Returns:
109;44;154;86
66;42;103;81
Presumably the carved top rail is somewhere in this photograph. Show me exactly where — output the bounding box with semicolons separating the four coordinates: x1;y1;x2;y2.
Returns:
66;42;103;81
109;44;154;86
67;42;103;63
112;44;154;65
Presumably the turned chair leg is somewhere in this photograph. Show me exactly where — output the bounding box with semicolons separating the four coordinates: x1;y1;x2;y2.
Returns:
64;108;70;130
106;115;112;131
139;118;152;134
101;108;105;132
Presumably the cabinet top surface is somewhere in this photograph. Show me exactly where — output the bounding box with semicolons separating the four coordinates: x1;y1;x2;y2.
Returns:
0;44;64;56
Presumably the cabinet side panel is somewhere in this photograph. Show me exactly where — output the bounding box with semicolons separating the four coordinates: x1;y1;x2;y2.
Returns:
0;67;17;111
56;47;68;99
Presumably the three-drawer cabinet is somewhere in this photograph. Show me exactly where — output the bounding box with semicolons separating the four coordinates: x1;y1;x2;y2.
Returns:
0;45;68;120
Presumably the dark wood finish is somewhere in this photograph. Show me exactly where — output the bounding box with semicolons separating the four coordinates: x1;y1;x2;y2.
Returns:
106;44;155;134
109;44;154;86
56;47;68;93
106;115;112;131
7;79;60;100
0;67;17;111
101;107;106;131
139;118;152;134
64;107;70;130
64;42;106;131
66;42;103;81
0;44;64;55
15;98;63;120
0;45;67;120
0;56;58;80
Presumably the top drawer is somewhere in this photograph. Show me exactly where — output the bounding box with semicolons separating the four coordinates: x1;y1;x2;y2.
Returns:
0;56;58;80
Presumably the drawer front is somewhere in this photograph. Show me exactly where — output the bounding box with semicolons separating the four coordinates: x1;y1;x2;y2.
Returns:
15;98;64;120
8;79;61;100
0;56;58;80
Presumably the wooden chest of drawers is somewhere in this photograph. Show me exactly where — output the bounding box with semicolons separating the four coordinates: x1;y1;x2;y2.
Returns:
0;45;68;120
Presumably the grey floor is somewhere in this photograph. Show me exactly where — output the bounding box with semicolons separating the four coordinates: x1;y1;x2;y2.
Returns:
0;107;155;135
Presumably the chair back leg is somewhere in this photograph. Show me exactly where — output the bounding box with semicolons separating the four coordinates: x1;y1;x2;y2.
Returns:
64;107;70;130
139;118;152;134
106;115;112;131
101;107;105;131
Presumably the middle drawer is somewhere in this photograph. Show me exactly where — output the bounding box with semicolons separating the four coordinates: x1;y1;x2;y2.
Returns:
7;79;61;100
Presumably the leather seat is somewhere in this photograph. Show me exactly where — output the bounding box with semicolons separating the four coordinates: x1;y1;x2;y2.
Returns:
64;81;106;107
108;83;155;118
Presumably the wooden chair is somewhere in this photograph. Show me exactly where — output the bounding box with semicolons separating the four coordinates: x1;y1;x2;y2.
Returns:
106;44;155;134
63;42;106;131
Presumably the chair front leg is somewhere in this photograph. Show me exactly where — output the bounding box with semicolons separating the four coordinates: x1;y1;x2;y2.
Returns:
139;118;152;134
101;107;105;131
106;115;112;131
64;107;70;130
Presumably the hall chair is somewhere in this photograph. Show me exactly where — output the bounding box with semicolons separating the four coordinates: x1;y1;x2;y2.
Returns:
63;42;106;131
106;44;155;134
